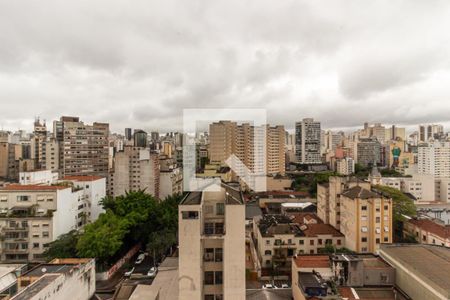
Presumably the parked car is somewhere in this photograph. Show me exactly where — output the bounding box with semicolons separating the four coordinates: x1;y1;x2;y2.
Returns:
147;267;158;278
262;283;275;289
280;283;289;289
124;267;135;277
135;253;145;265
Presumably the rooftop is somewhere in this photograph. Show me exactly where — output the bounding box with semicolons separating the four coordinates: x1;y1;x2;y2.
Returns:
12;274;61;300
408;218;450;239
341;186;381;200
380;244;450;297
302;223;344;238
0;184;68;191
62;175;104;182
259;215;304;237
293;255;330;269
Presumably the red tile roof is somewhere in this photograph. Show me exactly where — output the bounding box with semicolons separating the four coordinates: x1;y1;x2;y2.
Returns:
294;255;330;268
302;223;344;237
409;218;450;239
290;212;324;225
62;175;104;182
0;184;68;191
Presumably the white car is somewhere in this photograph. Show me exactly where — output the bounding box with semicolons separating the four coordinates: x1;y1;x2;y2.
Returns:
147;267;158;278
280;283;289;288
135;253;145;265
124;267;135;277
262;284;275;289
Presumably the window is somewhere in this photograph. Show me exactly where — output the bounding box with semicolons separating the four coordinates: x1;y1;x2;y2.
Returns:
310;240;314;246
17;195;29;202
361;247;368;252
216;203;224;215
33;243;39;249
204;248;214;262
310;250;314;254
361;237;367;242
265;250;272;255
266;260;271;265
204;223;214;235
215;223;224;235
265;240;270;245
384;205;389;210
288;239;292;244
182;211;199;219
205;295;214;300
376;238;380;244
361;206;367;211
318;239;323;245
325;239;332;245
299;239;304;245
384;237;389;242
337;239;341;245
204;271;214;285
376;217;380;223
361;227;368;233
215;248;223;262
215;271;223;284
42;232;49;238
275;239;282;246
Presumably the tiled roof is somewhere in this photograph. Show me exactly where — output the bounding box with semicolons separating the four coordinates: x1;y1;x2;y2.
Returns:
302;224;344;237
0;185;68;191
62;175;104;182
341;186;380;200
291;212;323;225
409;218;450;239
294;255;330;268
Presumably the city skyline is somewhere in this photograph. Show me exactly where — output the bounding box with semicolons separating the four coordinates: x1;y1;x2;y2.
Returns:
2;1;450;132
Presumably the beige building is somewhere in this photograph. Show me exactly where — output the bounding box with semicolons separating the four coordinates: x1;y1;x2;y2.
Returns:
54;116;109;179
339;186;393;253
209;121;285;177
178;182;245;300
110;146;160;198
318;177;393;253
404;218;450;247
317;176;371;231
159;155;183;200
254;214;344;269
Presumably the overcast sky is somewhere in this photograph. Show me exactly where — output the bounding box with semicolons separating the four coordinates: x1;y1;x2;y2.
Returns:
1;0;450;134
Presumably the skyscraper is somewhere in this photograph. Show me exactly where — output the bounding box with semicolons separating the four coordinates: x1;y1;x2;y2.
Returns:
54;116;109;178
295;118;321;164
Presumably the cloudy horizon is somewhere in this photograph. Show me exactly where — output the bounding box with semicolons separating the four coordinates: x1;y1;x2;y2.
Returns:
1;0;450;134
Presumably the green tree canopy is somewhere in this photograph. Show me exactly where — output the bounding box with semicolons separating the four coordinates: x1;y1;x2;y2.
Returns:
374;185;416;222
43;230;79;259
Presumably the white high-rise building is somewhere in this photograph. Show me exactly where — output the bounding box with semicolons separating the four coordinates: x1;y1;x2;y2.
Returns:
418;141;450;179
295;118;321;164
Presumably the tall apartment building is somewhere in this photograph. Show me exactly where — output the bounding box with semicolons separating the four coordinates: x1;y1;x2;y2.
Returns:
54;116;109;178
31;118;47;170
419;124;444;142
110;146;160;198
0;176;105;262
339;186;393;253
418;141;450;179
178;183;245;300
336;157;355;175
159;155;183;200
209;121;285;176
356;137;381;167
295;118;321;164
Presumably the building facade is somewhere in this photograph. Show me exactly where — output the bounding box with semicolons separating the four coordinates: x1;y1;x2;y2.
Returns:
295;118;321;164
178;183;245;300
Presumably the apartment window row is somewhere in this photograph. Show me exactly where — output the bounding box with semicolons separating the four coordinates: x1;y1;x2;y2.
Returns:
204;271;223;285
204;294;223;300
204;248;223;262
204;222;224;235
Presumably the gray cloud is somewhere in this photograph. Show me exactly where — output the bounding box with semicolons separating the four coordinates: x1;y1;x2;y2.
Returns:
0;0;450;134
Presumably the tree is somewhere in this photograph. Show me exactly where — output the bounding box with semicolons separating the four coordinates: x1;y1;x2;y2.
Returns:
146;228;177;265
76;211;128;263
374;185;416;223
43;230;80;259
